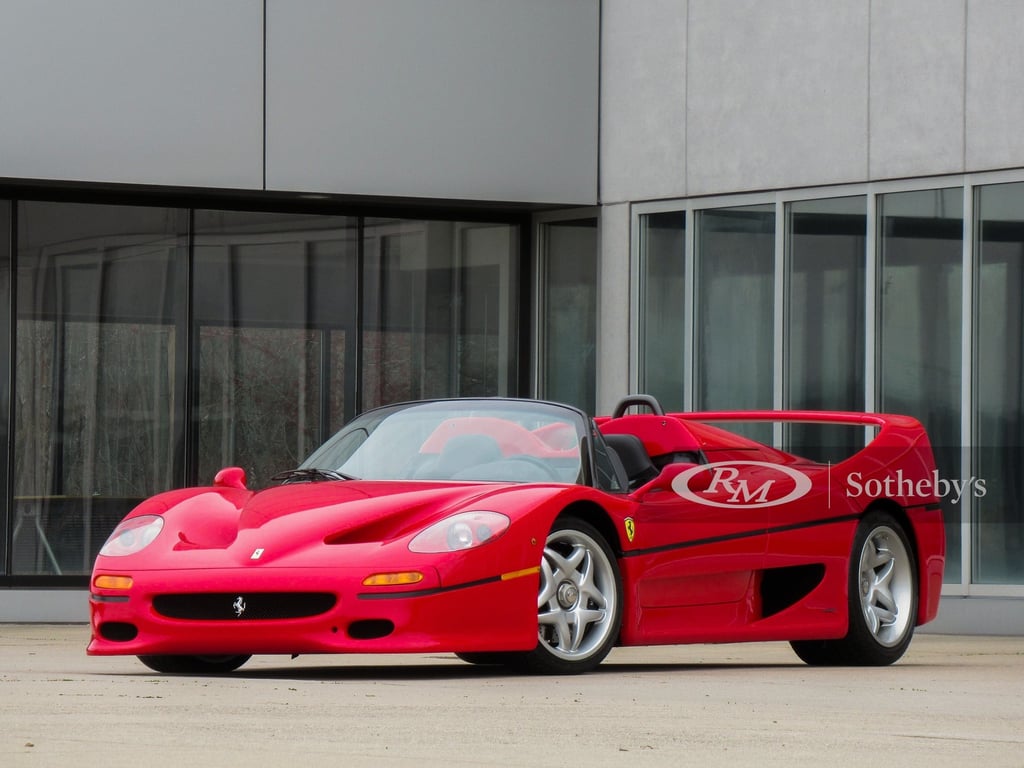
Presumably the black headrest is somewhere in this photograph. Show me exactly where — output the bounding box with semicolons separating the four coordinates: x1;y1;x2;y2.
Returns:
602;433;658;488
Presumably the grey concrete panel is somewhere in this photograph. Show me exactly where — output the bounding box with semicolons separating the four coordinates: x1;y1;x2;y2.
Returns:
686;0;868;196
965;1;1024;172
869;1;966;179
0;590;87;622
266;0;599;204
0;0;263;189
600;0;688;205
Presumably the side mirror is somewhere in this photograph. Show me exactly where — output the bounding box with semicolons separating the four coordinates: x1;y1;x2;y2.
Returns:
214;466;248;490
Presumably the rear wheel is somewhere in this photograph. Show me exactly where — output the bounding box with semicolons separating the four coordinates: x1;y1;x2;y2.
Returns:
791;512;917;666
138;654;251;674
518;516;622;675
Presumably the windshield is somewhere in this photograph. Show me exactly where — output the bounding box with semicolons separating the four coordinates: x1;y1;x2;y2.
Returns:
300;400;586;484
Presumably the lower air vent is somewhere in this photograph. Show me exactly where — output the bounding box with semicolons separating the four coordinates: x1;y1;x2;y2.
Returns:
99;621;138;642
153;592;336;621
347;619;395;640
760;564;826;618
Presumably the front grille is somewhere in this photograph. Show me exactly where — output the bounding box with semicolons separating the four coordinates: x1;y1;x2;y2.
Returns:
153;592;337;621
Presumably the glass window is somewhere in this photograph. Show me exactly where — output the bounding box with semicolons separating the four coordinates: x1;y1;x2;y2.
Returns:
640;211;686;411
361;219;518;409
14;202;188;575
541;218;597;413
0;201;9;575
695;205;775;443
4;203;523;584
193;211;358;489
786;197;866;461
975;181;1024;584
878;188;963;581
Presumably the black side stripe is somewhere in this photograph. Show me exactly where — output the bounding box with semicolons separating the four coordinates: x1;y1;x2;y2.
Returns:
358;505;944;596
904;502;943;512
622;513;863;559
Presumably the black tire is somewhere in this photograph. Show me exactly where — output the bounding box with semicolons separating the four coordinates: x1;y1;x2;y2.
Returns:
138;654;251;674
791;512;917;666
516;516;622;675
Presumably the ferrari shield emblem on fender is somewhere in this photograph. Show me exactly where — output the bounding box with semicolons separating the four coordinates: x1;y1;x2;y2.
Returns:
624;518;636;542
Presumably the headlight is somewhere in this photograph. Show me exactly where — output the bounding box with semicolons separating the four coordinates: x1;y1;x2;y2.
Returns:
408;511;510;553
99;515;164;556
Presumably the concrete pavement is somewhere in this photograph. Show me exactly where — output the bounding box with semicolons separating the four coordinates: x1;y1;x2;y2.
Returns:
1;625;1022;767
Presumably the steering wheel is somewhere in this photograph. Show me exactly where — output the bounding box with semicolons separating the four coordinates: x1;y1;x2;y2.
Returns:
507;456;562;482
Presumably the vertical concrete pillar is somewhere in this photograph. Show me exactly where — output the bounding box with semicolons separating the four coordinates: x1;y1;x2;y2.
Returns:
595;203;631;414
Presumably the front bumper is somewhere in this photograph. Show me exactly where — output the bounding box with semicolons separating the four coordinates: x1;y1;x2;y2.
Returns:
88;565;538;657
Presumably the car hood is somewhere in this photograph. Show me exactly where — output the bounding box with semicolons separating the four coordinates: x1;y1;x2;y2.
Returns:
158;480;551;554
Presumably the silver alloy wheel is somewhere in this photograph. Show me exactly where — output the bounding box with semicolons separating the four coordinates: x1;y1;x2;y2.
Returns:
537;528;618;661
857;524;914;647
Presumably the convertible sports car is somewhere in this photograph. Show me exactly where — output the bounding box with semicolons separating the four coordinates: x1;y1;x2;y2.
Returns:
88;395;945;675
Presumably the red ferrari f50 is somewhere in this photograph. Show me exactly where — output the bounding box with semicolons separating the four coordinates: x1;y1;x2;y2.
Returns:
88;396;945;674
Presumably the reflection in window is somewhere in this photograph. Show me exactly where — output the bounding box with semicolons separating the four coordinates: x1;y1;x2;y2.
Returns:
193;211;358;489
640;212;686;411
5;204;522;581
14;202;187;574
0;202;9;575
975;182;1024;584
786;197;865;461
362;219;517;409
541;218;597;414
695;205;774;443
879;188;962;580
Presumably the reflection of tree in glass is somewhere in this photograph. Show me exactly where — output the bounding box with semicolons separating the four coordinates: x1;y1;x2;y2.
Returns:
198;326;322;490
15;320;175;499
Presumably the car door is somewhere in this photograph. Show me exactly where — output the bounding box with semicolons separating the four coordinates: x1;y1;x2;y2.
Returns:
619;449;774;644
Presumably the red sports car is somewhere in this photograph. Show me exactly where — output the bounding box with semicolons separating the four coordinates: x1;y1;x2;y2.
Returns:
88;396;945;674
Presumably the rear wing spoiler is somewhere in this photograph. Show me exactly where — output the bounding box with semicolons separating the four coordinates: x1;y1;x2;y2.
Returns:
672;410;922;430
672;410;933;466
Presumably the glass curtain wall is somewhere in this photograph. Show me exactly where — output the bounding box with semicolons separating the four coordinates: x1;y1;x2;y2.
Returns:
540;218;597;414
975;181;1024;584
695;205;775;443
0;202;10;575
361;219;518;409
786;197;866;461
193;211;358;489
14;202;188;575
638;181;1024;588
5;202;521;579
639;212;686;412
878;188;963;580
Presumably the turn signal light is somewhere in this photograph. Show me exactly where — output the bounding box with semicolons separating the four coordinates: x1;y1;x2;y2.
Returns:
93;575;134;590
362;572;424;587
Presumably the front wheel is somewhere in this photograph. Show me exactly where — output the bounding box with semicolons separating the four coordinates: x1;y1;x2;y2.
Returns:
791;512;917;666
518;516;622;674
138;654;251;674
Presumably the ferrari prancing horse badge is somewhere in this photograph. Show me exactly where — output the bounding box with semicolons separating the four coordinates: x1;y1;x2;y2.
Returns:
624;518;636;542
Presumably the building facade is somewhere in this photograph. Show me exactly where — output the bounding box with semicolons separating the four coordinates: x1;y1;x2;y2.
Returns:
2;0;1022;630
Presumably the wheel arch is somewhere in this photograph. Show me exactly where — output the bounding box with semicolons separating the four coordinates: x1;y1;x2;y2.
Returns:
861;498;917;558
860;497;934;626
553;500;623;557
